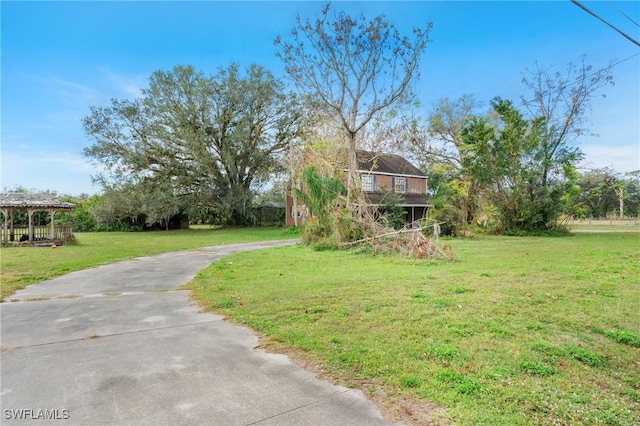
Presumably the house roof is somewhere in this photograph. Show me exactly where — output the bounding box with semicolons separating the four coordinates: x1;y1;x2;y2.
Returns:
0;192;75;210
364;192;431;207
255;201;285;209
357;150;424;177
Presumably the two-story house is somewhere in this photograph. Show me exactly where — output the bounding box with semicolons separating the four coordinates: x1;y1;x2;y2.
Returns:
286;150;430;226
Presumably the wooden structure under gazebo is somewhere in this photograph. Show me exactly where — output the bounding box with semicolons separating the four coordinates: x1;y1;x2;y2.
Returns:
0;193;75;245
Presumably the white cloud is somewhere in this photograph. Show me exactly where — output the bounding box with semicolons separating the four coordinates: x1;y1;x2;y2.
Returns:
580;144;640;173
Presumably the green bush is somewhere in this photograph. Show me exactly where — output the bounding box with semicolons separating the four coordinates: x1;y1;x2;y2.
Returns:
380;191;406;230
429;204;465;236
333;207;366;243
301;217;332;245
311;237;339;251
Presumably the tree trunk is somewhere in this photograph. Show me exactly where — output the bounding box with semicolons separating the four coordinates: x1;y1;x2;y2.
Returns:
346;132;357;208
617;188;624;218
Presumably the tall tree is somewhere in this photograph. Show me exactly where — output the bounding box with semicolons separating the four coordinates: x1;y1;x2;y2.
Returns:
622;171;640;218
90;181;146;231
407;94;484;229
141;188;184;230
84;64;301;225
571;168;621;218
520;58;613;224
275;3;431;205
468;98;581;232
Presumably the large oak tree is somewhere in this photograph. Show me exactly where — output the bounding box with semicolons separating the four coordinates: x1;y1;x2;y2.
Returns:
83;64;301;225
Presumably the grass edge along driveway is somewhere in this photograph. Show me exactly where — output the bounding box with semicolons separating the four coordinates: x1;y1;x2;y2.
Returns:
0;227;299;300
189;232;640;425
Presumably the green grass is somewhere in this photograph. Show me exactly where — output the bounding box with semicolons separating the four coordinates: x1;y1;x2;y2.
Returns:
568;220;640;232
0;227;299;300
189;233;640;425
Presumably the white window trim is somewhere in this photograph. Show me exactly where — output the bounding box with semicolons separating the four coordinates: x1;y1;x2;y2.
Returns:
394;177;407;193
361;174;376;192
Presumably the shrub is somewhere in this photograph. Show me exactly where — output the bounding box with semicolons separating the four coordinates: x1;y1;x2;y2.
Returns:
301;217;332;245
333;207;366;243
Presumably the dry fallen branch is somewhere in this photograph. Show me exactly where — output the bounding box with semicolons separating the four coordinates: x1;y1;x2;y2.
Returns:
340;221;455;261
340;227;418;247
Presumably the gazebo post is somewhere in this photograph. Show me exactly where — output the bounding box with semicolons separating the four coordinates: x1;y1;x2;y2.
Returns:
2;208;7;243
50;209;56;240
10;208;14;242
27;208;34;242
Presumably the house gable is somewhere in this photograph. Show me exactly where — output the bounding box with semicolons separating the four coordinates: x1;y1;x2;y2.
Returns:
356;150;424;177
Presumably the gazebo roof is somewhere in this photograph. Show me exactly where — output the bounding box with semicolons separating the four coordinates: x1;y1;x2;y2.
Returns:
0;192;75;210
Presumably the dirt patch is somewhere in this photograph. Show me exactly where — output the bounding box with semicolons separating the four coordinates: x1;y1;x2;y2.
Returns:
256;336;449;426
361;379;448;426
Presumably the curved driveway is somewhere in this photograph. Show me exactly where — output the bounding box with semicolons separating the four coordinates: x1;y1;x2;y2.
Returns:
1;241;396;425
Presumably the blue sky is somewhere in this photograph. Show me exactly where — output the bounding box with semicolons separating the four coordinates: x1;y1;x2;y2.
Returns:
2;1;639;196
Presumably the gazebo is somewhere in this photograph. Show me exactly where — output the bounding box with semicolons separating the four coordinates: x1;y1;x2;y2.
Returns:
0;192;75;245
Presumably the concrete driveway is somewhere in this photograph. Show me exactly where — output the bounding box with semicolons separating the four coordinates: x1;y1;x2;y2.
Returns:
1;241;396;425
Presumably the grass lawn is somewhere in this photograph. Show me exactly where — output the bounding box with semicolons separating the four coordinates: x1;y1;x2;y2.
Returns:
0;227;299;300
568;220;640;232
571;226;640;232
189;232;640;425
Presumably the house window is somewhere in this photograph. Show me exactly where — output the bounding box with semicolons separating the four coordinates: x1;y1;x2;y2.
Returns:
361;174;375;192
394;177;407;193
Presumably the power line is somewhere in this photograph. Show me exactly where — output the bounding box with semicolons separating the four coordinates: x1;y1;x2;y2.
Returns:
606;1;640;28
571;0;640;47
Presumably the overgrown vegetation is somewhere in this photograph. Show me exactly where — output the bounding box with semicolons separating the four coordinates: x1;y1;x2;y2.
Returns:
190;232;640;425
293;166;346;248
293;164;453;259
